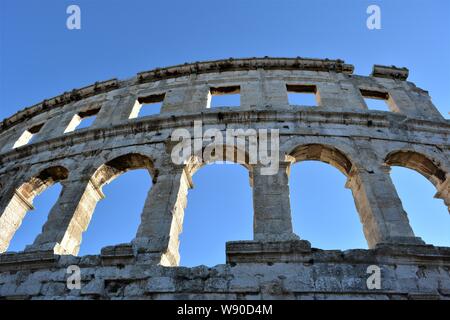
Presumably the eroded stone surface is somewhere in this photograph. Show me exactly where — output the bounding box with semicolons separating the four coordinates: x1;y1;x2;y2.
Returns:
0;57;448;299
0;243;448;299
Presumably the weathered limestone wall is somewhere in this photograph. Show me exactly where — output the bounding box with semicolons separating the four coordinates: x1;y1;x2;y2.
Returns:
0;243;449;299
0;57;448;299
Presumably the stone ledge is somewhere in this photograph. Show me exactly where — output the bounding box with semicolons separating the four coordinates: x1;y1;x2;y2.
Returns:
226;241;450;265
407;293;442;300
0;243;164;272
1;244;450;299
2;242;450;273
137;57;354;83
371;65;409;80
100;244;134;256
100;244;135;266
0;250;57;272
226;240;312;264
1;107;447;167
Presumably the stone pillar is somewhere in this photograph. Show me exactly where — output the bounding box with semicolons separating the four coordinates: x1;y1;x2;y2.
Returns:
26;177;104;255
240;81;264;109
435;177;450;213
388;86;444;121
160;88;187;114
263;80;289;107
185;84;211;112
133;166;192;266
346;165;424;248
373;78;444;121
0;130;14;153
403;86;445;121
252;162;299;241
95;93;137;126
35;103;101;140
337;80;368;111
0;180;34;253
0;130;23;152
316;81;367;111
386;87;417;114
160;82;210;114
31;114;66;142
0;123;47;151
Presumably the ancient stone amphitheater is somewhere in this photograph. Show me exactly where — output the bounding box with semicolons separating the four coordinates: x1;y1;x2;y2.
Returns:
0;57;448;300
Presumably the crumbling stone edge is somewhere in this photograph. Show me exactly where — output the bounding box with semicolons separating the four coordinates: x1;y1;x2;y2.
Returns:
1;241;449;300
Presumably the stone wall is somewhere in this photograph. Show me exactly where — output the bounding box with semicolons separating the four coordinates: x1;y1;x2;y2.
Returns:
0;242;449;299
0;57;448;299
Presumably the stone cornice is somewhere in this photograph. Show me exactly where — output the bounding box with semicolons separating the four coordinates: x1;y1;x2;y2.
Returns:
0;108;448;169
0;57;356;132
0;79;119;132
136;57;354;83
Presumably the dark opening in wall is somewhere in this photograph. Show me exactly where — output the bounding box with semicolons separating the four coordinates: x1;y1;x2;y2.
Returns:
13;123;44;149
132;93;165;118
360;89;390;111
286;84;317;106
209;86;241;108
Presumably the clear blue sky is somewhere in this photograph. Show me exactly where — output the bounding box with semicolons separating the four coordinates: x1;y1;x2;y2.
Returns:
1;0;449;266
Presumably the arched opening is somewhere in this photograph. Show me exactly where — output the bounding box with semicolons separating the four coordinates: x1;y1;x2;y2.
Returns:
7;184;63;252
385;151;446;186
78;169;152;255
386;151;450;247
77;153;155;255
0;166;68;253
179;143;253;267
179;162;253;267
288;144;367;250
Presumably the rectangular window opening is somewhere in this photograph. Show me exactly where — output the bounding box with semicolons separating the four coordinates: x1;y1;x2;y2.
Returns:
131;93;165;118
286;84;317;107
360;89;390;111
76;115;97;130
65;107;101;133
13;123;44;149
209;86;241;108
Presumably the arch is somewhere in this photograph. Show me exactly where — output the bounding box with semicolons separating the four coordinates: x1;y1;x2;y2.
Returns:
390;166;450;246
162;143;255;265
288;143;354;175
0;166;69;253
17;166;68;198
184;144;253;177
92;152;157;187
287;144;365;248
286;143;423;248
75;153;156;252
385;149;449;216
88;146;162;182
79;169;152;255
27;153;158;256
289;160;367;249
179;161;253;266
385;150;446;187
